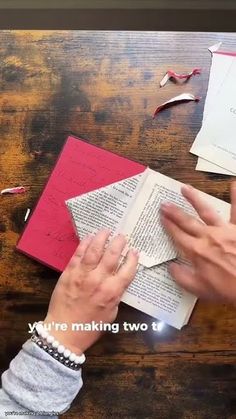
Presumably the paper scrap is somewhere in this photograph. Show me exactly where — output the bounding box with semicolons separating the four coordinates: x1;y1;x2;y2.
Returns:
24;208;31;222
160;68;201;87
153;93;200;118
208;42;222;54
1;186;27;195
31;150;43;158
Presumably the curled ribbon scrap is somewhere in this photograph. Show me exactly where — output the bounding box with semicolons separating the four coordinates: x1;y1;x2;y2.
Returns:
160;68;201;87
153;93;200;119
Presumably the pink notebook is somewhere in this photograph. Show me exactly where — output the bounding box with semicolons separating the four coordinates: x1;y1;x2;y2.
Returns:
17;135;146;271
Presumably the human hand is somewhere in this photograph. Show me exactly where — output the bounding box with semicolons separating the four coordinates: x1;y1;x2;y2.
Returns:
44;229;139;354
161;183;236;302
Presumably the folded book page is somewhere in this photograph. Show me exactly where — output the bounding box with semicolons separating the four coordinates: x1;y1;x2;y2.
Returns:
66;172;145;240
120;168;200;267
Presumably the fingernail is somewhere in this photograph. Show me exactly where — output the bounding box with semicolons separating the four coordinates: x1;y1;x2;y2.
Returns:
182;184;193;192
117;233;125;238
161;202;173;211
101;228;111;234
132;248;139;256
160;215;168;226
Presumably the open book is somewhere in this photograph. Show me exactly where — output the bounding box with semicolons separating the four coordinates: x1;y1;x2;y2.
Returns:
66;168;230;329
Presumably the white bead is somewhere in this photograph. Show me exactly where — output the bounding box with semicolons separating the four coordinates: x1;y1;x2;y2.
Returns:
74;354;86;364
80;353;86;364
69;353;76;362
52;340;59;349
41;330;49;339
46;335;54;344
58;345;65;354
63;349;71;358
36;323;44;335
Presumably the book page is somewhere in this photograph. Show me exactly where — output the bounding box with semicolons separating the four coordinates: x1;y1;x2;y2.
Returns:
122;261;197;329
121;168;231;267
66;172;146;240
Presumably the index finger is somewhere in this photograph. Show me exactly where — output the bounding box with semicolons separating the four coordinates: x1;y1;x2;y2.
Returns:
116;249;139;290
161;202;204;237
181;185;224;226
161;214;196;259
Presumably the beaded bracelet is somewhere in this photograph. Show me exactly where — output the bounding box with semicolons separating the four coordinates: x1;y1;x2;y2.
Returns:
31;321;86;371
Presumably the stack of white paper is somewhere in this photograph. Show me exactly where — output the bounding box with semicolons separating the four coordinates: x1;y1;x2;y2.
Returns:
191;51;236;176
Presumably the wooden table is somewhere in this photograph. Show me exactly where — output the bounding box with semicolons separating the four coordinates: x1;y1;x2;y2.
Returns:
0;31;236;419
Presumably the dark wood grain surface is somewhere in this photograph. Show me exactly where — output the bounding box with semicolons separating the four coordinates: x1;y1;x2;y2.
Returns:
0;31;236;419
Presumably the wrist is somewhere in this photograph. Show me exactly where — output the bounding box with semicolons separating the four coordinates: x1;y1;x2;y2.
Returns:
34;321;86;369
43;316;96;354
45;329;84;355
43;316;102;353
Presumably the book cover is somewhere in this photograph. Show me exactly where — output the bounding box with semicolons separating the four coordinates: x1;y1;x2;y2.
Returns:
16;135;146;271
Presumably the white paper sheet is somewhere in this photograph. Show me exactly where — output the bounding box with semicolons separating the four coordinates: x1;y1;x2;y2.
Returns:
191;57;236;174
196;158;234;174
193;52;236;175
196;53;235;174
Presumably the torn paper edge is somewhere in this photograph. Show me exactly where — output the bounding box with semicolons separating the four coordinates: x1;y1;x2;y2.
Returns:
208;42;222;54
153;93;200;118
